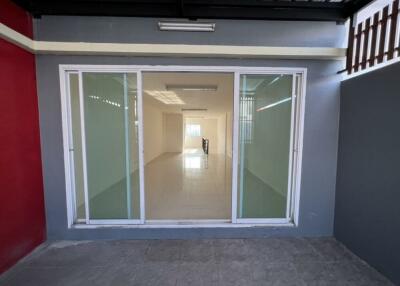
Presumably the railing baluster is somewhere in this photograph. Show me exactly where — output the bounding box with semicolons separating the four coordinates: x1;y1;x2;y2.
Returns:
362;18;371;69
369;12;380;67
378;6;389;63
354;23;363;72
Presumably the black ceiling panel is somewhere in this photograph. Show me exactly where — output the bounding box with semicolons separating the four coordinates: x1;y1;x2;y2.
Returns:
11;0;374;22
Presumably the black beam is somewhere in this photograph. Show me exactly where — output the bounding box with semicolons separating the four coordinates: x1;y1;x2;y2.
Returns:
17;1;178;18
11;0;349;22
344;0;375;17
182;5;346;21
186;0;345;9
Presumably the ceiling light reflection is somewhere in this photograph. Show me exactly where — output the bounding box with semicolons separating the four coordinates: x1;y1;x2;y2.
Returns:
256;97;291;112
88;94;122;108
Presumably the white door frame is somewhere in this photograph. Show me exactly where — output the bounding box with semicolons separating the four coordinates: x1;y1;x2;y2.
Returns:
59;64;307;228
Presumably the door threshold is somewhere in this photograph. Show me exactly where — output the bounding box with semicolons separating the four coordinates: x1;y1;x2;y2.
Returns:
71;220;295;229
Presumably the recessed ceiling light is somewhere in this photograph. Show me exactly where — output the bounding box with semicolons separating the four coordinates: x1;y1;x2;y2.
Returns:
181;108;208;111
145;90;185;105
166;85;218;92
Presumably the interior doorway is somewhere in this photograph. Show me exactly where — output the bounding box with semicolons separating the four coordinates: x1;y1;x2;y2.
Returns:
142;72;234;220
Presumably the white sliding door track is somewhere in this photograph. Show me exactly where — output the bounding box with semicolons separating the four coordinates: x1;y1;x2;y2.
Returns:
0;23;346;60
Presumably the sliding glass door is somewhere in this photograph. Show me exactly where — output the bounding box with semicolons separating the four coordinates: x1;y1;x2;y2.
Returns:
67;71;143;223
62;66;304;226
236;73;298;222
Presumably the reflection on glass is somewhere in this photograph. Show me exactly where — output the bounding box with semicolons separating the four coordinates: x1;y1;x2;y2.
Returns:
238;74;293;219
82;73;140;219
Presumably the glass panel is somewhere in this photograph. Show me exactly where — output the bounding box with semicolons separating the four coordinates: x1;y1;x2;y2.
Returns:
237;74;293;219
69;73;85;220
82;72;140;220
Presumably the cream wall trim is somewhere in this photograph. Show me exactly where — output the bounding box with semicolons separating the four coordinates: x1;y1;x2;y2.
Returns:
34;42;346;59
0;23;34;51
1;22;346;59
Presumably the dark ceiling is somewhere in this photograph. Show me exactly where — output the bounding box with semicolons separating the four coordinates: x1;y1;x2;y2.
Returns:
12;0;373;22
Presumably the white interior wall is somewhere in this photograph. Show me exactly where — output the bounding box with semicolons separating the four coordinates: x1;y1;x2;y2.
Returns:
163;113;183;153
217;114;227;154
143;100;164;164
143;98;184;164
226;111;233;158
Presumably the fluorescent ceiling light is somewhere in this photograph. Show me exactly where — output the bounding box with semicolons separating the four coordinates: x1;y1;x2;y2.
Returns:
166;85;218;92
256;97;291;112
145;90;185;105
181;108;208;111
158;21;215;32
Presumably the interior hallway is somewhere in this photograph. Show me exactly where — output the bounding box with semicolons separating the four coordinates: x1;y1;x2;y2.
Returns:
146;148;232;220
142;71;234;220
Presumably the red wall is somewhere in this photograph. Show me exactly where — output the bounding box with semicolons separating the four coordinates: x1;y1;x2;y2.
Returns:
0;0;46;274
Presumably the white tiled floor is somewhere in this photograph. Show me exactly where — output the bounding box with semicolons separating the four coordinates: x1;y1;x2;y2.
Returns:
145;148;232;220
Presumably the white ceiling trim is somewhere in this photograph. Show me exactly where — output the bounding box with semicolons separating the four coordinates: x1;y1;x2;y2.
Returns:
0;23;346;60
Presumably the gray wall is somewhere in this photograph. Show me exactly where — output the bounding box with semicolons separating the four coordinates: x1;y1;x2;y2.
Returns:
34;16;344;240
335;62;400;285
34;16;346;48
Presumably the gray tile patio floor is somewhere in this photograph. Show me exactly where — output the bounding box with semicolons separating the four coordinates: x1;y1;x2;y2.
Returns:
0;237;393;286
